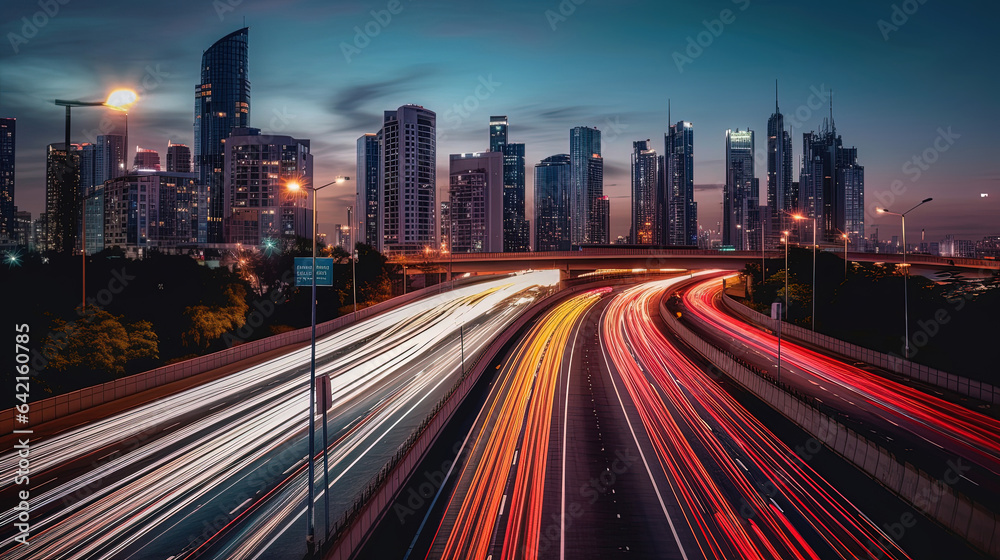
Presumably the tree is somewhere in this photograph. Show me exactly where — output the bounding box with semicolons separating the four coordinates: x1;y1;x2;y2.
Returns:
182;283;248;351
44;307;159;379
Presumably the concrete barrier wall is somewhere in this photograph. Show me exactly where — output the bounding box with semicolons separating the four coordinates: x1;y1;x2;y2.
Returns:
323;281;625;560
1;275;493;433
660;293;1000;558
720;293;1000;406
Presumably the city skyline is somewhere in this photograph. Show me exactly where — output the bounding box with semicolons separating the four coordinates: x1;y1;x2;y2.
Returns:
1;0;996;245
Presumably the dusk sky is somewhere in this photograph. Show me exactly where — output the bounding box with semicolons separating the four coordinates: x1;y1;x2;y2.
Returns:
1;0;996;243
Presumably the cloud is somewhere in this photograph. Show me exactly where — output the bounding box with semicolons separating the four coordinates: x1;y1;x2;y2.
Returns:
327;66;439;131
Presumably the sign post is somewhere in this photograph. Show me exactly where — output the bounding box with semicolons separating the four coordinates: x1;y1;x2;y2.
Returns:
771;302;782;383
295;257;334;287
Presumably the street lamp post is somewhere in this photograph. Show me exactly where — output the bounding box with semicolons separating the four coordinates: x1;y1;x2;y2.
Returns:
841;232;850;278
876;198;933;359
54;89;137;311
347;205;357;317
782;231;789;319
286;176;346;555
791;214;816;331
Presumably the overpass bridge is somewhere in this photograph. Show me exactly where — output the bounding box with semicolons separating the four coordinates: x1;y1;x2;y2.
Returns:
388;248;998;279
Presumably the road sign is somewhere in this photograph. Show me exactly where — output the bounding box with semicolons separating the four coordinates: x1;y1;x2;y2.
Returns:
316;374;331;412
295;257;334;287
771;302;782;320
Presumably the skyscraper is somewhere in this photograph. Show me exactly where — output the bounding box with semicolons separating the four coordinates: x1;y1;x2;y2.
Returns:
488;116;529;252
767;84;794;242
133;147;161;171
664;120;696;246
489;115;508;153
76;142;96;195
0;118;14;240
570;126;602;245
631;140;660;245
223;128;312;246
44;143;80;253
380;105;436;253
102;170;202;256
799;108;864;243
195;27;250;243
356;132;380;247
535;154;571;252
166;142;192;173
95;134;125;186
592;195;610;245
449;152;504;253
724;129;759;250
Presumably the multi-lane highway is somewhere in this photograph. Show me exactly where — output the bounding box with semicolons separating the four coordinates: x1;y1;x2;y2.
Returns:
400;275;931;559
676;276;1000;506
0;271;559;560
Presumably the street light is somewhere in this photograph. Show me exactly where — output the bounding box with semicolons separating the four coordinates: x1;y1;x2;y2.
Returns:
286;175;346;555
782;231;789;319
791;214;816;331
55;89;137;311
876;197;933;359
347;205;357;317
839;232;851;278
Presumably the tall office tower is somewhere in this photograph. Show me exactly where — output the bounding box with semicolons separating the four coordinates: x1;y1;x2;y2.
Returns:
13;210;30;247
631;139;660;245
534;154;572;252
95;134;126;186
592;195;610;245
102;170;202;256
440;201;450;252
44;143;80;253
570;126;602;245
489;115;508;153
196;27;250;243
449;152;504;253
76;143;96;195
767;84;794;243
31;213;48;252
0;118;14;239
502;142;528;252
356;132;381;247
798;107;864;243
586;154;606;244
223;128;313;246
724;129;760;250
166;141;192;173
664;120;696;246
380;104;436;253
133;147;162;171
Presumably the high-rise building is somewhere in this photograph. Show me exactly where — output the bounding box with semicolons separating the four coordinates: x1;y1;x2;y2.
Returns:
95;134;126;186
356;132;381;247
631;139;660;245
13;209;30;247
166;142;192;173
102;171;202;256
535;154;572;252
333;223;351;250
223;128;312;246
449;152;504;253
798;108;864;243
379;104;436;253
133;147;162;171
31;213;48;252
724;129;760;250
592;195;610;245
45;143;80;253
0;118;15;239
440;201;450;252
502;142;528;252
767;85;794;244
664;120;696;246
195;27;250;243
489;115;508;153
76;142;96;195
570;126;602;245
84;187;104;255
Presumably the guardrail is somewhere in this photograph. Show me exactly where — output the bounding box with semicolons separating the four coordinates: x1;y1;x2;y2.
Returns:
661;286;999;558
720;293;1000;406
0;275;492;433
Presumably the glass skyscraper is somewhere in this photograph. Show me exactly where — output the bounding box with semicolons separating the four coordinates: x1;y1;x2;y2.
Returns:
665;121;696;246
631;139;659;245
195;27;250;244
357;132;381;248
767;86;794;243
799;115;864;243
725;129;759;250
534;154;571;252
488;116;529;252
0;118;12;240
570;126;602;245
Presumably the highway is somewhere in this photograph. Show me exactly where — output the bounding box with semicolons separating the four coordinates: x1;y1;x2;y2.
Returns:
0;271;559;560
405;275;920;559
676;276;1000;507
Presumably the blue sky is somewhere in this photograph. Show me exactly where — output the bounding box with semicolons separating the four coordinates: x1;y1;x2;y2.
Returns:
1;0;997;242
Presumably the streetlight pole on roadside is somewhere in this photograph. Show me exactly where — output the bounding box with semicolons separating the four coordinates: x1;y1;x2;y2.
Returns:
876;198;933;359
782;231;789;319
791;214;817;331
55;89;137;311
286;175;346;555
